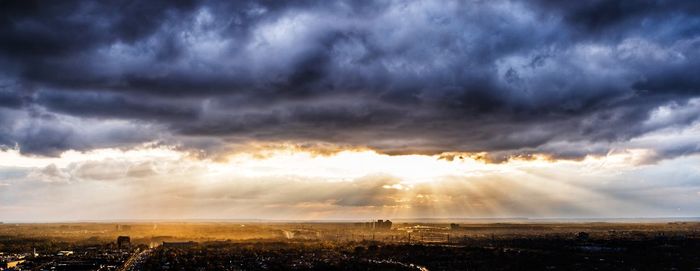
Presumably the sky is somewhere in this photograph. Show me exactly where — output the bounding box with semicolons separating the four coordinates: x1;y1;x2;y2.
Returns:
1;0;700;222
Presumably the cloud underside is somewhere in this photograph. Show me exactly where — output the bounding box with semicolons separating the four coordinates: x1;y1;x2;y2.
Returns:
1;0;699;160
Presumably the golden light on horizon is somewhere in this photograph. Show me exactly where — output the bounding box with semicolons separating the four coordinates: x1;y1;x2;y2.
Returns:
0;142;691;221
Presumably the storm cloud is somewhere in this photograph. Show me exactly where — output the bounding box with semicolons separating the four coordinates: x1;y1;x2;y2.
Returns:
1;0;699;159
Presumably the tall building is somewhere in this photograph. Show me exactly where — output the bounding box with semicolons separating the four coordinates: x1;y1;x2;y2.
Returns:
376;219;393;230
117;236;131;249
355;219;393;230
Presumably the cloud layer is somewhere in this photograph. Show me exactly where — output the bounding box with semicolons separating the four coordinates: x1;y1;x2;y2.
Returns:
1;0;699;159
2;147;700;221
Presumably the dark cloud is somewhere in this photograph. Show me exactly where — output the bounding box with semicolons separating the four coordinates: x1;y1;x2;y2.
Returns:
0;0;699;159
36;90;201;121
0;89;24;109
532;1;700;37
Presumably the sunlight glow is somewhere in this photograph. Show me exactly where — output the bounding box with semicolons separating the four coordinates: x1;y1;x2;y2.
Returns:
1;143;697;220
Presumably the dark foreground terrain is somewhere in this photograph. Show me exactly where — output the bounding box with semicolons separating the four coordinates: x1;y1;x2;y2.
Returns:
1;221;699;270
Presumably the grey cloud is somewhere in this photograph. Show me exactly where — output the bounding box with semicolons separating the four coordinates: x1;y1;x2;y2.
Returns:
36;90;202;121
0;0;699;160
126;162;159;178
0;90;24;109
0;107;161;156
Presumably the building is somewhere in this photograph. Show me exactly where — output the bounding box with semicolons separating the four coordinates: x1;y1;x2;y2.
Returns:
0;259;25;270
117;236;131;249
355;219;393;230
376;219;392;230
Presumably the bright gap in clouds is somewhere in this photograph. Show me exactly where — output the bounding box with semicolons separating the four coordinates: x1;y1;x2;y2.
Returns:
221;149;495;183
2;142;699;221
0;143;627;184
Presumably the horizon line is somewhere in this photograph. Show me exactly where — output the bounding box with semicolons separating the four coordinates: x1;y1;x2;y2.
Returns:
3;216;700;224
